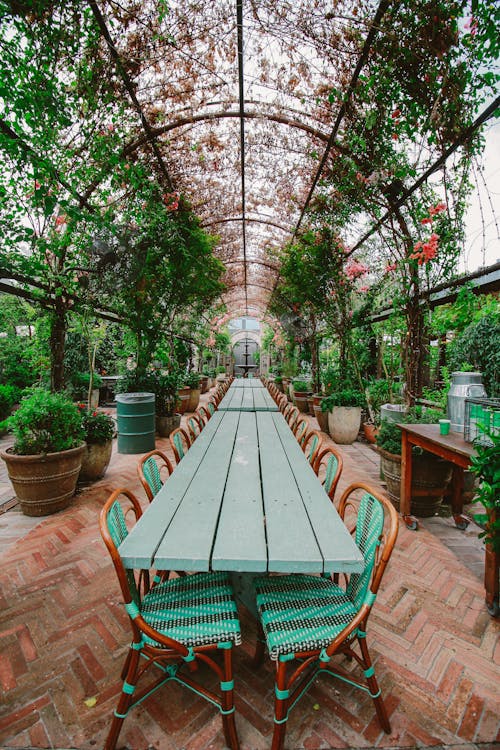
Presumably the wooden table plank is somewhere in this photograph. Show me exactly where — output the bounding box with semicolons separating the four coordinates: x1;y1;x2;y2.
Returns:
257;411;323;572
212;412;267;572
119;412;224;569
271;412;364;573
153;411;241;571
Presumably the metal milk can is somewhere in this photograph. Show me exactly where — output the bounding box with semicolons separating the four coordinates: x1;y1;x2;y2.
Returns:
447;371;487;433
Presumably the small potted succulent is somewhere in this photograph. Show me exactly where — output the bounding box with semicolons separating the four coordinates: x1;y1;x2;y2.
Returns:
78;405;115;481
321;388;365;444
0;390;85;515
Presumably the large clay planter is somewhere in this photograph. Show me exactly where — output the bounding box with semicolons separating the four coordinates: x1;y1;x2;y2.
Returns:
177;386;190;415
379;448;452;517
327;406;362;444
363;423;379;444
79;440;113;482
156;413;181;438
187;388;200;412
1;443;85;516
200;376;209;394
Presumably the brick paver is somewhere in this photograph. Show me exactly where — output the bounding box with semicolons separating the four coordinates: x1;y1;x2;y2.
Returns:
0;391;498;749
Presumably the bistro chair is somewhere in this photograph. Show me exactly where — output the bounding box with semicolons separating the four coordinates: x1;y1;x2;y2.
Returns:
284;405;299;430
292;417;308;444
301;429;322;466
197;405;211;424
137;449;174;503
187;413;204;442
252;482;398;750
170;427;191;463
313;446;344;503
100;488;241;750
206;400;218;415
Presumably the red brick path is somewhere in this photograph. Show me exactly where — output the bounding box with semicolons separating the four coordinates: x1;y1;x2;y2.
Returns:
0;396;499;749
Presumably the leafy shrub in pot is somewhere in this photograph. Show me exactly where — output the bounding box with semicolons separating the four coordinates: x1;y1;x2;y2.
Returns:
1;390;85;515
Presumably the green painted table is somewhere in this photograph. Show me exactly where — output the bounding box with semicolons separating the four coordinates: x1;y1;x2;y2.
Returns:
218;385;278;412
119;410;363;580
230;379;265;388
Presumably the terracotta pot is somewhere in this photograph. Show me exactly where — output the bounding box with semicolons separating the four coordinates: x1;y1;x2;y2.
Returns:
187;388;200;412
327;406;362;444
177;386;190;414
294;392;309;413
79;440;113;481
200;376;209;394
156;413;181;438
1;443;85;516
307;396;315;413
379;447;452;517
313;404;329;433
363;423;379;444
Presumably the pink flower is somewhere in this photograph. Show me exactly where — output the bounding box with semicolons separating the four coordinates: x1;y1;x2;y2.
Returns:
420;217;433;225
385;262;397;273
391;109;401;119
428;202;447;216
345;260;368;280
359;285;369;292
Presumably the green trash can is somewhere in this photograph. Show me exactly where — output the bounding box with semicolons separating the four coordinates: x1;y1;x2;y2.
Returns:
116;392;155;454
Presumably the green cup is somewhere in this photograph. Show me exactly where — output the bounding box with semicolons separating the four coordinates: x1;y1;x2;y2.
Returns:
439;419;451;435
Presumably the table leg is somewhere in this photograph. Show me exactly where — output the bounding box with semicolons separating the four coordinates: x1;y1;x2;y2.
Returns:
451;465;469;530
400;431;418;530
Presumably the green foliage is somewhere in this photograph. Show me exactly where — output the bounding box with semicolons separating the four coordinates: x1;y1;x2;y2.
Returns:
183;371;201;389
6;390;84;455
69;371;103;399
447;316;500;397
216;365;226;374
0;384;18;421
365;379;392;425
77;404;114;445
293;380;310;392
470;430;500;551
116;370;156;394
321;388;365;410
151;370;180;417
376;406;444;455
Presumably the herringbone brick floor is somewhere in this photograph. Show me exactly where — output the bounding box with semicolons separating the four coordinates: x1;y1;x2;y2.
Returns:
0;393;498;750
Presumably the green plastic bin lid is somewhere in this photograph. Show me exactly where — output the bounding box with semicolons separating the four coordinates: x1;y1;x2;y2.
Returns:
116;392;155;403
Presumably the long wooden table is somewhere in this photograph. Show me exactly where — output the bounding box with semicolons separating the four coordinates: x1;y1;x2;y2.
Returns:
120;410;363;582
230;379;265;388
218;384;279;411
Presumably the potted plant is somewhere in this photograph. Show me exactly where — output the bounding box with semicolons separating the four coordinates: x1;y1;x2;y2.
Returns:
78;405;115;481
293;380;311;413
0;390;85;516
152;371;181;437
70;371;103;409
216;365;226;382
184;371;201;411
376;407;452;517
470;428;499;616
321;388;365;444
364;379;391;444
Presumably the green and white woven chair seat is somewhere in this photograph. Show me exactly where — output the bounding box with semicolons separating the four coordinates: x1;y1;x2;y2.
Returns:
138;571;241;648
254;574;357;659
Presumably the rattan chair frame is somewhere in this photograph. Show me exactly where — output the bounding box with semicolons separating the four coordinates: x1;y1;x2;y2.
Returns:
137;449;174;503
187;413;204;442
169;427;191;463
197;405;211;424
313;446;344;502
301;429;322;466
100;488;240;750
253;482;399;750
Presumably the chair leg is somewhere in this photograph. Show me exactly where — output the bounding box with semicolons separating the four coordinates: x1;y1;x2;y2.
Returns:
358;635;391;733
271;659;289;750
220;647;240;750
252;622;266;667
105;646;141;750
